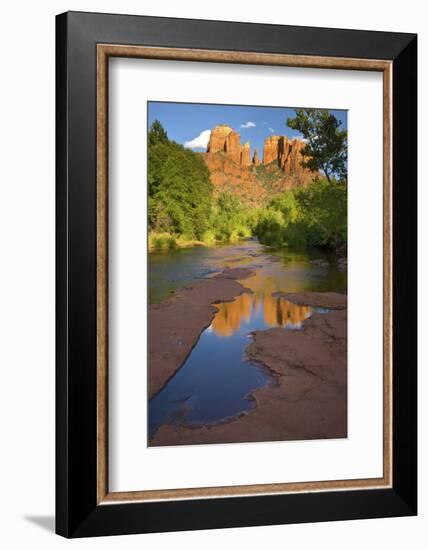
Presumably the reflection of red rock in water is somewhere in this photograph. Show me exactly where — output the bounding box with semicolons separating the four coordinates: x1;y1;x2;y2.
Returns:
151;292;348;446
263;298;311;328
210;291;312;337
211;293;252;337
148;267;255;398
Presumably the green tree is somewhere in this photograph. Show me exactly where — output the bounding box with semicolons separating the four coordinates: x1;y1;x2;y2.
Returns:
255;179;347;251
287;109;347;183
147;121;213;239
211;192;243;241
294;180;347;249
148;119;168;146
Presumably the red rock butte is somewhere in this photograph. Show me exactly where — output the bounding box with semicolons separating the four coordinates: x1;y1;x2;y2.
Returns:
206;124;311;173
203;124;317;206
263;135;309;174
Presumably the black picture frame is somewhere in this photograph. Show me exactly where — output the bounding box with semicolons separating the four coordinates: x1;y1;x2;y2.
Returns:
56;11;417;538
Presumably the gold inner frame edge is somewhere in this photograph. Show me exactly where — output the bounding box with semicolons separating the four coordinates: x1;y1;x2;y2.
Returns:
96;44;393;504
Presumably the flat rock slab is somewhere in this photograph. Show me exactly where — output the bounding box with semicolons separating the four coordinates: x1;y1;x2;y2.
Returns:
266;255;281;262
150;303;347;446
272;291;347;310
214;267;255;280
149;270;252;399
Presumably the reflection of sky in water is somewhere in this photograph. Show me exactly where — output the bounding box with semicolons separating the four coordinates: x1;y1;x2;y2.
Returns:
148;240;341;442
148;294;319;440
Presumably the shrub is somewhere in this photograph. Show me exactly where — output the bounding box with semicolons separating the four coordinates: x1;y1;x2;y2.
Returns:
255;179;347;251
201;230;216;245
149;232;177;251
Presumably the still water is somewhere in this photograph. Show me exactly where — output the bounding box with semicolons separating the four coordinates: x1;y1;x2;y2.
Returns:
148;240;346;440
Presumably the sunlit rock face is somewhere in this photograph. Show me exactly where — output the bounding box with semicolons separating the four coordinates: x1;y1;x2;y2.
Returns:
263;135;311;176
207;124;234;154
203;125;316;206
202;152;267;207
207;125;250;167
204;125;264;206
240;142;251;166
263;135;282;164
207;125;310;174
280;138;308;175
253;147;260;166
225;130;241;164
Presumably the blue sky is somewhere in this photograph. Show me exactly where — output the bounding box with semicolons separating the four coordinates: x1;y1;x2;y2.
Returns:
148;101;347;158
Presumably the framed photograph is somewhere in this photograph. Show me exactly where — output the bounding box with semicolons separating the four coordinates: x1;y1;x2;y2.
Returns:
56;11;417;537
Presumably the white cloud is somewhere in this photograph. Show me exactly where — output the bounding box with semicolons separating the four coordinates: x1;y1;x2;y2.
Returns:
184;129;211;149
269;128;275;133
240;121;256;129
262;121;269;125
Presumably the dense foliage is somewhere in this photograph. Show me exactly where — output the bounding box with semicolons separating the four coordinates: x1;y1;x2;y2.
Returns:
148;120;347;252
148;121;213;239
148;121;256;249
254;179;347;251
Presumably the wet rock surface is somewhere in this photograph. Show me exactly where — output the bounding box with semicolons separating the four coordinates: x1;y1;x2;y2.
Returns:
150;293;347;446
214;267;256;280
148;268;254;398
272;291;347;310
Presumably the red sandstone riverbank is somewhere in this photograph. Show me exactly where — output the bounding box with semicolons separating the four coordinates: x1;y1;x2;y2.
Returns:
148;267;255;399
150;291;347;446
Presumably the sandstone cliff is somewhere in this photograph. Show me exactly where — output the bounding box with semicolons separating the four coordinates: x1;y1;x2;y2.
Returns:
225;130;241;164
203;152;267;206
263;136;281;165
203;124;316;206
263;135;312;177
240;142;251;166
253;147;260;166
207;124;234;154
